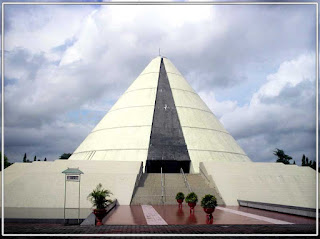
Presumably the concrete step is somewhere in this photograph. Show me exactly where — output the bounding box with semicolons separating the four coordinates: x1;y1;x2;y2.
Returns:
131;173;164;205
138;174;162;187
134;187;162;196
131;173;225;205
163;174;185;187
186;174;225;205
131;196;163;205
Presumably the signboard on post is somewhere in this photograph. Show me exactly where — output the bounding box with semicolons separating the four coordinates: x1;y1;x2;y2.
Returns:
62;167;84;224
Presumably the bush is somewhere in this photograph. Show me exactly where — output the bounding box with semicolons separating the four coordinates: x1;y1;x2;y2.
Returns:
185;192;198;203
175;192;185;200
201;194;217;208
87;183;113;209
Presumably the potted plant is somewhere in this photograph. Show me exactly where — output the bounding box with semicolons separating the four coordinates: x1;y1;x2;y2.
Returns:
185;192;198;213
87;183;113;226
175;192;185;207
201;194;217;221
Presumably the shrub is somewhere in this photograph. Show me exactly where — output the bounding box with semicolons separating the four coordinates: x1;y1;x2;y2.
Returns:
185;192;198;203
87;183;113;209
201;194;217;208
175;192;185;200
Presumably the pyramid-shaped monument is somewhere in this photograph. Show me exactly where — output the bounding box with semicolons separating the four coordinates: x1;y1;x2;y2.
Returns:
69;57;251;173
2;56;317;221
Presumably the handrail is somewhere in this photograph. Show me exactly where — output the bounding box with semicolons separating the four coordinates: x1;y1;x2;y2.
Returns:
180;168;192;192
161;167;164;204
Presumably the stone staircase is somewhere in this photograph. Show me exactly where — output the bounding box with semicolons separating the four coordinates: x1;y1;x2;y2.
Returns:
163;173;189;204
130;174;163;205
131;173;225;205
186;174;225;205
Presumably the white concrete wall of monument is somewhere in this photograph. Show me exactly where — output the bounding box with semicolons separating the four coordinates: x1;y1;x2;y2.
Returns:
163;58;252;173
68;57;161;164
200;161;319;208
1;160;141;212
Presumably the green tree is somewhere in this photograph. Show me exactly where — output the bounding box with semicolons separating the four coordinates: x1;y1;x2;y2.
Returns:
34;156;36;161
0;152;12;170
301;154;318;172
59;153;72;159
273;148;292;165
44;158;47;161
293;161;296;165
301;154;306;166
23;153;27;163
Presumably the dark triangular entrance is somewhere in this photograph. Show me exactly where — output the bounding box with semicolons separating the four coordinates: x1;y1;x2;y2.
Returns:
146;58;191;173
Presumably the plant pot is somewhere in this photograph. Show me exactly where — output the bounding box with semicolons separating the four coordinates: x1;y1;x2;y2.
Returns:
177;199;183;207
188;202;196;209
188;202;196;213
93;209;107;226
203;207;215;215
203;207;215;224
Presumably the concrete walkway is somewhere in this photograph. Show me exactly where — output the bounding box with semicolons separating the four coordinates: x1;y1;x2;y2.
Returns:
103;205;315;225
3;205;317;235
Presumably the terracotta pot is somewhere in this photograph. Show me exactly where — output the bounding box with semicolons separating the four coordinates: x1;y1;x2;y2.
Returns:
188;202;196;209
93;208;107;226
203;207;215;224
203;207;215;214
177;199;183;204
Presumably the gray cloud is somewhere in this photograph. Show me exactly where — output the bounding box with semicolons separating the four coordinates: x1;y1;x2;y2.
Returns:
219;53;316;164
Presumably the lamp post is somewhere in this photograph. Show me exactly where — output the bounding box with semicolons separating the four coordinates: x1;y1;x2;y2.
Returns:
62;167;84;224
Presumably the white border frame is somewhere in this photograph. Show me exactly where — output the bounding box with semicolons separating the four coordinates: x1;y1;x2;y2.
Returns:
1;1;318;237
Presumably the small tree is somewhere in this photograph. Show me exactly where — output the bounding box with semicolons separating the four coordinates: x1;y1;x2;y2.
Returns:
23;153;27;163
34;156;37;161
301;154;306;166
44;158;47;161
175;192;185;200
201;194;217;209
87;183;113;209
301;154;318;172
0;152;12;170
185;192;198;204
273;148;292;165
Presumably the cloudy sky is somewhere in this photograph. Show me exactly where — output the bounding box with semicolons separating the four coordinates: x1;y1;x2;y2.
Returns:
2;1;317;165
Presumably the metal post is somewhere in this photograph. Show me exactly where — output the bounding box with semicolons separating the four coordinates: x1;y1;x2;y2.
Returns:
180;168;192;192
64;174;66;224
161;167;164;204
78;174;81;224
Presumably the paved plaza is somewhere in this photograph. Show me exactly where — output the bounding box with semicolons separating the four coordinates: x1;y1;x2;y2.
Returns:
102;205;315;225
3;205;317;236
